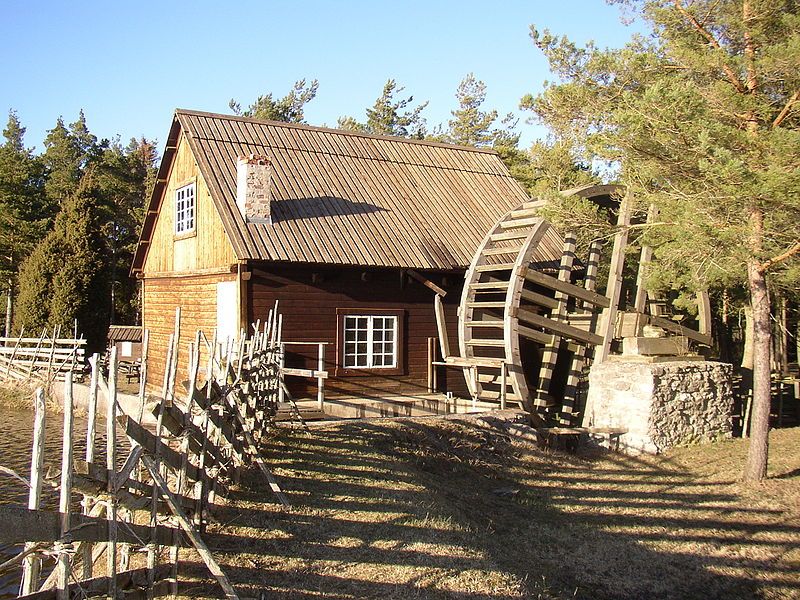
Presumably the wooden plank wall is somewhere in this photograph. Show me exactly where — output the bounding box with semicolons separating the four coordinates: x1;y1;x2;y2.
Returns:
142;273;235;392
249;264;468;400
141;134;236;276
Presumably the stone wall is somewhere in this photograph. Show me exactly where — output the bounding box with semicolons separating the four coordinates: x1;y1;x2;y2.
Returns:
582;360;734;454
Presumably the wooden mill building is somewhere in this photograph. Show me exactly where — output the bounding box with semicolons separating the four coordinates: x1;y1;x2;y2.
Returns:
131;109;562;404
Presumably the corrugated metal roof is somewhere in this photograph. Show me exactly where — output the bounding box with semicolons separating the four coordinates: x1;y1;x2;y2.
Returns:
134;109;560;272
108;325;142;342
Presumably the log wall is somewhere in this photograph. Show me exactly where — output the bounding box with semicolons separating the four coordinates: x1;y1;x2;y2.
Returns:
249;264;469;399
142;273;236;391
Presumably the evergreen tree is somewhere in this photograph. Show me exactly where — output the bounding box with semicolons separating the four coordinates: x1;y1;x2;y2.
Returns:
0;111;46;335
338;79;429;138
447;73;498;147
95;137;157;324
15;170;111;352
230;79;319;123
41;112;99;217
525;0;800;482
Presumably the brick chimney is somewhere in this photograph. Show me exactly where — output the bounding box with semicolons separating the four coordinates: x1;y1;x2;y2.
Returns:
236;154;272;224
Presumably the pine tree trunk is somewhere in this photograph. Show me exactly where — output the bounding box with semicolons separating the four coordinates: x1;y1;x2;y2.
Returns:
4;279;11;338
741;305;754;370
743;259;771;483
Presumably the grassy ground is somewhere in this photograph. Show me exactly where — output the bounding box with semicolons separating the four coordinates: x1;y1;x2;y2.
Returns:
176;417;800;599
0;381;39;409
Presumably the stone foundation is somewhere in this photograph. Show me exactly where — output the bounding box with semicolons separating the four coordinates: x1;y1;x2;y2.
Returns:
582;360;734;454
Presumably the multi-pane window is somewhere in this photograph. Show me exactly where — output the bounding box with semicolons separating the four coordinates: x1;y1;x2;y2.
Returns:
343;315;397;368
175;183;195;234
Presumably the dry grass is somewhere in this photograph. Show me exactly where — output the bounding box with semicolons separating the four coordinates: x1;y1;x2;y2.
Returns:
0;380;40;410
178;418;800;599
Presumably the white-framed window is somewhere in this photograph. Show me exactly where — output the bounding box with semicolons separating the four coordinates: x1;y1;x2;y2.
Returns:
175;183;196;234
343;315;397;369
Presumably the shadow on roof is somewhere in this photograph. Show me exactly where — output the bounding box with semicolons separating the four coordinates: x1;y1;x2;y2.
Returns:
272;196;387;221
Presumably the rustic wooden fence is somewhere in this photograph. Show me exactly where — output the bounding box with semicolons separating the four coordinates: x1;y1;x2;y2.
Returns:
0;305;293;600
0;326;85;384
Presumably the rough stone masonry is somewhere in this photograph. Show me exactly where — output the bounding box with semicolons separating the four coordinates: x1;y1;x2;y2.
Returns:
583;360;734;454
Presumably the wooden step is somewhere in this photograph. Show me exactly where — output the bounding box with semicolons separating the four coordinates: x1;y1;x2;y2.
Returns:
499;217;539;229
470;281;509;290
477;390;521;401
490;231;528;242
465;339;505;348
522;199;547;210
465;320;504;328
442;356;505;368
475;262;515;272
478;373;514;385
483;245;523;257
466;301;506;309
509;208;541;219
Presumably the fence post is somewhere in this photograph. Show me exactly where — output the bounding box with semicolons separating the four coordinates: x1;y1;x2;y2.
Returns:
56;373;74;600
21;387;46;594
81;353;100;579
106;347;118;598
317;343;325;411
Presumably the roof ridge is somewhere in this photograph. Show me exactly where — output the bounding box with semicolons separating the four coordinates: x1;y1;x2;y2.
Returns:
174;108;500;155
186;132;507;177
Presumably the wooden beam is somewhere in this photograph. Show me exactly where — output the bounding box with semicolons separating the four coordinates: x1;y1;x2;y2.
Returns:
0;505;185;547
648;314;713;346
518;324;553;345
406;269;447;297
633;204;657;313
281;367;328;379
20;566;172;600
518;309;603;346
524;269;611;308
596;190;633;362
520;288;558;309
434;295;451;358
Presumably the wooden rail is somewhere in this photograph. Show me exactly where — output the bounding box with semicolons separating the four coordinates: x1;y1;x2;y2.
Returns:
0;330;85;383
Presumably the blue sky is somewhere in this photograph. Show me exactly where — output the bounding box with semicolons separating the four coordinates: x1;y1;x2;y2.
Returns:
1;1;641;153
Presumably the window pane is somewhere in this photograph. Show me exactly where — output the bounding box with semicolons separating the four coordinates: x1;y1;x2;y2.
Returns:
343;313;398;369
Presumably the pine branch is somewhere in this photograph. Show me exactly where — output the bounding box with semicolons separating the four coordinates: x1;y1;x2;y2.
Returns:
742;1;758;94
773;90;799;129
673;0;747;94
700;0;723;27
760;240;800;273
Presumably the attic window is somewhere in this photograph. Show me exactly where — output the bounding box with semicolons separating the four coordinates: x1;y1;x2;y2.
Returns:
175;183;195;235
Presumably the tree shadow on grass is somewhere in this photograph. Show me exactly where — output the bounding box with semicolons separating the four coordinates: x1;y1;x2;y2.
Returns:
184;419;800;600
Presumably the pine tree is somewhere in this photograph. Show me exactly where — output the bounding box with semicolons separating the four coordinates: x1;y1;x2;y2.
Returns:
447;74;498;147
42;117;83;214
0;111;46;335
230;79;319;123
339;79;429;138
15;170;111;352
95;137;157;324
526;0;800;482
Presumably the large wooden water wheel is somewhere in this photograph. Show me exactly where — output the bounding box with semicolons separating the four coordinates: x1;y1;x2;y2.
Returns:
455;198;610;425
443;184;712;427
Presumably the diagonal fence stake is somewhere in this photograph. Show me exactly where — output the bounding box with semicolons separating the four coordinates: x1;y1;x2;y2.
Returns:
223;387;290;507
140;454;239;600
